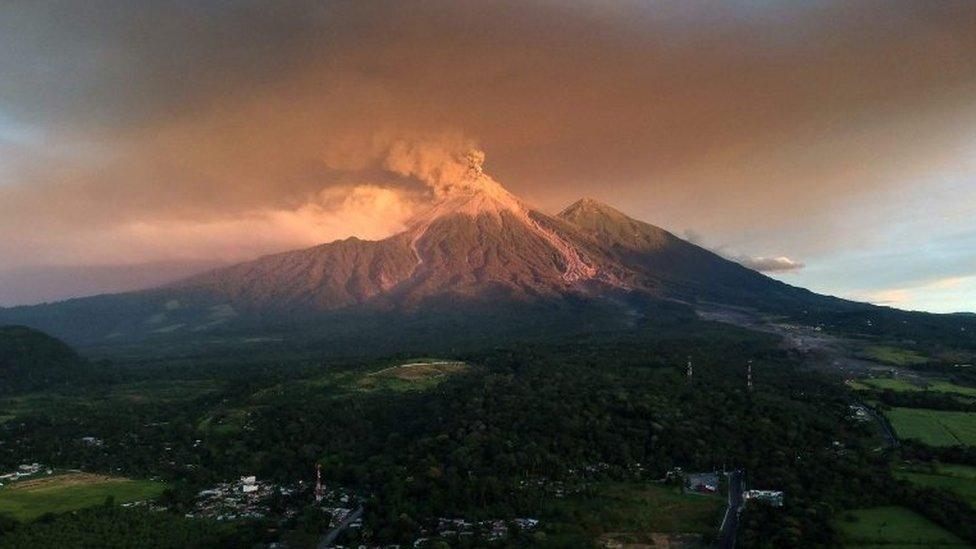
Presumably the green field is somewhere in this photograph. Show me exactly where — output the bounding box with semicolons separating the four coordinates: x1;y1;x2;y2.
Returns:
834;506;967;547
0;473;166;522
850;378;976;398
886;408;976;446
862;346;929;366
895;464;976;507
927;381;976;398
543;482;723;546
265;359;473;398
848;378;920;392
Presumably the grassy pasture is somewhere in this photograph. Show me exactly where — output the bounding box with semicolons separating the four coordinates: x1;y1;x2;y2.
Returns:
0;473;166;522
849;378;922;392
927;381;976;398
542;482;723;546
834;506;967;547
850;378;976;398
862;346;929;366
894;463;976;508
886;408;976;446
263;359;472;398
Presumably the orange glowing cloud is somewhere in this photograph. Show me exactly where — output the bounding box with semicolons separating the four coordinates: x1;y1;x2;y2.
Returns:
1;1;975;309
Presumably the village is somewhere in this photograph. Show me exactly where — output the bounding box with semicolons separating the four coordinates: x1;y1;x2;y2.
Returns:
1;457;780;547
0;462;50;488
187;475;298;522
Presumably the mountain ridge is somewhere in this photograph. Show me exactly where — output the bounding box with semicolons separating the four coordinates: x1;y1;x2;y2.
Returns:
0;181;921;350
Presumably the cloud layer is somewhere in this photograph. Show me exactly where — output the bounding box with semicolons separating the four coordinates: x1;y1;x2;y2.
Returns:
737;256;806;274
1;1;975;308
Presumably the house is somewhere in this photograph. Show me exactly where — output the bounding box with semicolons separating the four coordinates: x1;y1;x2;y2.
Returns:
743;489;784;507
686;472;719;493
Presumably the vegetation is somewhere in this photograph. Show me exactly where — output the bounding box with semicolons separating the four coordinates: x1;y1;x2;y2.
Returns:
894;463;976;508
927;381;976;398
541;481;723;545
886;408;976;446
852;377;976;398
356;360;470;392
197;408;251;437
0;473;165;522
2;318;976;547
833;506;968;547
850;378;922;392
0;326;88;395
861;345;929;366
0;505;250;548
873;389;976;413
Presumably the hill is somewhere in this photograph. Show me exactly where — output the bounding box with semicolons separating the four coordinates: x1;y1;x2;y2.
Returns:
0;325;83;393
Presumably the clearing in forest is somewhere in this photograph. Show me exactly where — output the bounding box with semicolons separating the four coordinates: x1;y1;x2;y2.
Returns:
357;360;470;392
0;472;165;522
542;482;724;546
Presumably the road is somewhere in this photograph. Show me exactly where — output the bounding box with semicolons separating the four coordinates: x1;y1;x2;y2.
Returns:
317;505;364;549
717;470;743;549
862;403;899;448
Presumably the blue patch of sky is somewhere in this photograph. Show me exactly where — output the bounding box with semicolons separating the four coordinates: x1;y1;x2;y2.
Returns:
778;174;976;313
0;109;45;145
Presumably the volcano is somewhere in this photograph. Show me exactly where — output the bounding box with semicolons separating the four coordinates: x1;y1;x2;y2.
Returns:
0;154;866;350
164;157;817;312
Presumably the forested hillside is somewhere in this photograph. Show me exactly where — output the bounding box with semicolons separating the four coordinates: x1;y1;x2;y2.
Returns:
0;326;83;394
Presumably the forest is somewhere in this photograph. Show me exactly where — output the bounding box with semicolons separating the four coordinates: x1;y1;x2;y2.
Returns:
2;317;976;547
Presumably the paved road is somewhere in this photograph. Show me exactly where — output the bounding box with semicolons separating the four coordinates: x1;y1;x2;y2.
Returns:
862;403;899;448
317;505;364;549
717;470;743;549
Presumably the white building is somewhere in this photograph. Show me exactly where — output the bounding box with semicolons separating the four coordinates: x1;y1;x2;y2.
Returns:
743;489;784;507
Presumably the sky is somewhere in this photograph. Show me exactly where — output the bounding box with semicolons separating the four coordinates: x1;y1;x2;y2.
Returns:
1;1;975;312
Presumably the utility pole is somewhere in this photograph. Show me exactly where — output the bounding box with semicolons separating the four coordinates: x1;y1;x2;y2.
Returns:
315;464;324;503
747;360;754;392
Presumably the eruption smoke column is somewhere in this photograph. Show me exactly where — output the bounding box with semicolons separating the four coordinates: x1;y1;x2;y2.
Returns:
391;139;598;283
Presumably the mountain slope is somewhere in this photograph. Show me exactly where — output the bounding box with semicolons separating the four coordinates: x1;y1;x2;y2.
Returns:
0;173;879;348
175;234;419;312
556;198;846;309
170;174;615;311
